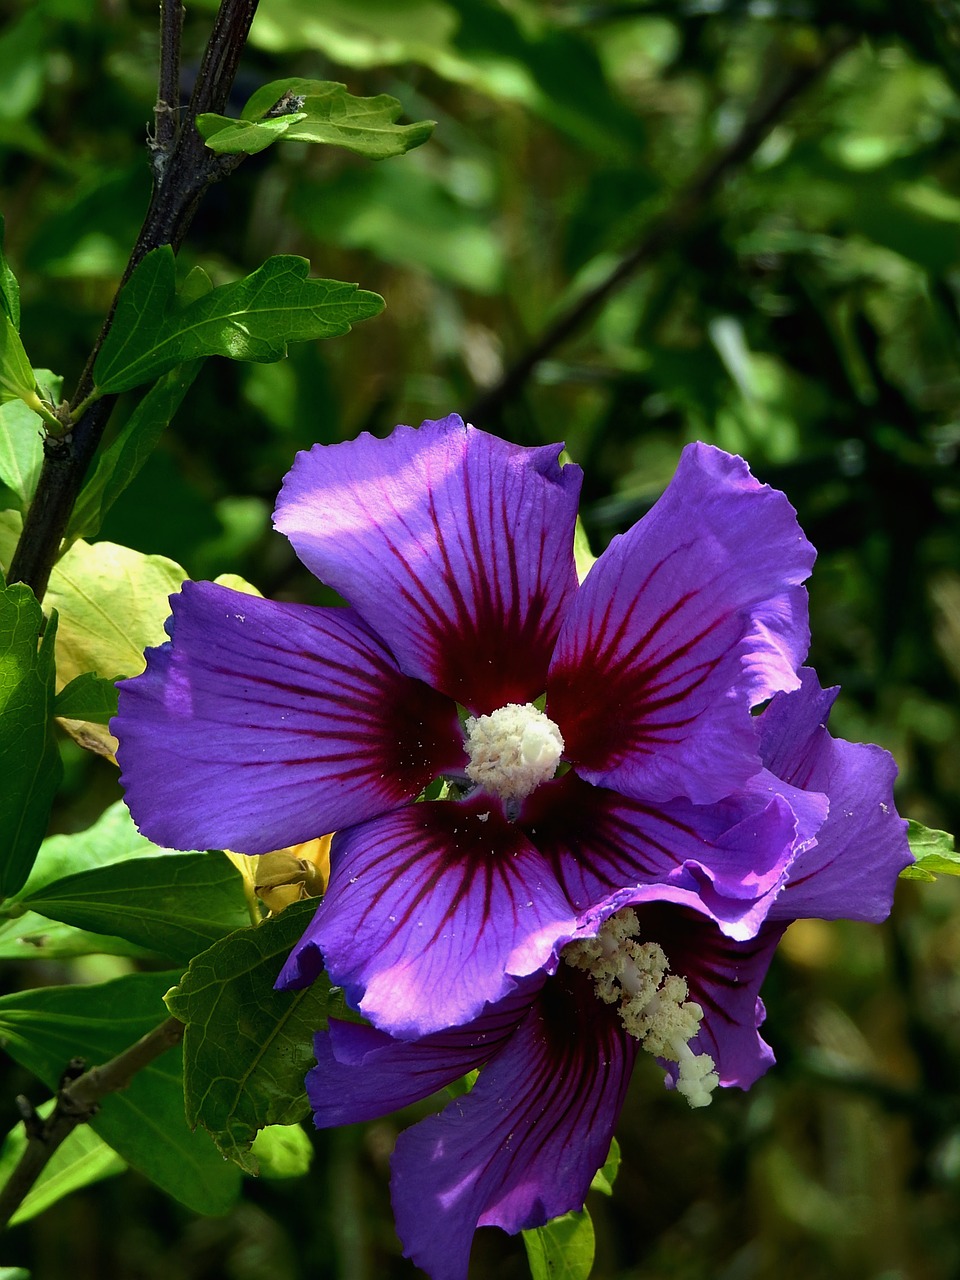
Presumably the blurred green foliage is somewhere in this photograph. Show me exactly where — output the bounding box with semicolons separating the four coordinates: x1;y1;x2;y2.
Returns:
1;0;960;1277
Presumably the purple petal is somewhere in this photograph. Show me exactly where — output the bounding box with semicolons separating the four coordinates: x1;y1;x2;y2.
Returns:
114;581;463;853
273;414;582;712
626;898;781;1090
309;987;535;1126
547;444;815;805
278;799;578;1037
521;772;806;938
759;668;912;922
391;965;636;1280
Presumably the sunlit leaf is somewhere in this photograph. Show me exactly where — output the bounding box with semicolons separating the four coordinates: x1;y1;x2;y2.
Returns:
0;583;61;900
93;247;384;395
198;78;434;160
13;852;253;963
0;313;40;411
523;1208;596;1280
0;971;242;1214
589;1137;620;1197
12;799;170;899
44;538;185;758
250;1123;313;1179
0;911;159;961
901;820;960;882
165;900;334;1173
0;1097;126;1226
0;372;62;510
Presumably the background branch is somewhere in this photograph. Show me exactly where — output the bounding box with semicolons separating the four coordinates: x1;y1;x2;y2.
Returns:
0;1017;184;1232
469;31;859;427
7;0;260;602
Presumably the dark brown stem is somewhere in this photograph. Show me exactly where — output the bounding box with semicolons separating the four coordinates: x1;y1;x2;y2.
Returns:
0;1017;185;1233
469;31;859;427
150;0;185;175
7;0;260;601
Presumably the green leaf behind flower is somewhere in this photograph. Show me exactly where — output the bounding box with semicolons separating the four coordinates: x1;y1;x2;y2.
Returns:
93;247;384;394
53;672;119;724
165;900;335;1173
523;1208;596;1280
589;1137;620;1197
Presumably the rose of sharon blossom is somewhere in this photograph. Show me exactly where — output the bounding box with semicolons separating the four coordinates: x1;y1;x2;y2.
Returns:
306;668;911;1280
114;415;817;1038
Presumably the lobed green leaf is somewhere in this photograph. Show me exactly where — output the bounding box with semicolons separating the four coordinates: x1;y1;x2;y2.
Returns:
0;971;242;1214
0;584;61;900
93;247;384;395
165;899;334;1172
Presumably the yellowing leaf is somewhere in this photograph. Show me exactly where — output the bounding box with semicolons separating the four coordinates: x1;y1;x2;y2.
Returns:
44;540;185;759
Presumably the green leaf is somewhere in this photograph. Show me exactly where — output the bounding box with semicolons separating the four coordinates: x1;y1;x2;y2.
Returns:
0;584;62;900
0;312;41;411
67;361;202;540
93;247;384;395
250;1123;313;1179
165;900;335;1172
589;1137;620;1197
0;215;20;329
12;852;253;963
13;799;175;901
900;820;960;882
0;971;242;1214
523;1208;596;1280
0;911;160;961
53;671;119;724
196;112;308;156
0;372;63;510
198;78;434;160
0;1096;126;1226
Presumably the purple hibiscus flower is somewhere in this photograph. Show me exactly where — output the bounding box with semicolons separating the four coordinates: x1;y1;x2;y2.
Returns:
306;668;911;1280
114;415;817;1037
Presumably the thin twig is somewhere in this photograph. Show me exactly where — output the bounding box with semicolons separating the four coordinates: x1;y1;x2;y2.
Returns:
0;1017;185;1232
7;0;260;601
469;31;859;427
